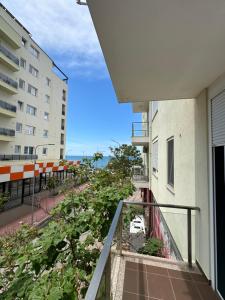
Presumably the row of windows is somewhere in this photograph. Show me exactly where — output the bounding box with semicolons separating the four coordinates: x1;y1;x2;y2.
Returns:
16;122;48;137
15;145;48;155
152;137;174;188
22;37;40;59
20;37;67;101
17;102;49;119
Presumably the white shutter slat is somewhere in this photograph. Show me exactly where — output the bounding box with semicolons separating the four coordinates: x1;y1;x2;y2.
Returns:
212;90;225;146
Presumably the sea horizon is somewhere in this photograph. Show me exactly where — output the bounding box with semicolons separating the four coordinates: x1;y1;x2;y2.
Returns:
65;155;112;168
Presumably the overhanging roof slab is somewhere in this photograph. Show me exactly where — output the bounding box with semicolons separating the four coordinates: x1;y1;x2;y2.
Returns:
87;0;225;102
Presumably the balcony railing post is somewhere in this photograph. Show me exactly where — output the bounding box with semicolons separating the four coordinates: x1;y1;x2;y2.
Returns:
117;209;123;256
187;209;192;268
105;255;111;299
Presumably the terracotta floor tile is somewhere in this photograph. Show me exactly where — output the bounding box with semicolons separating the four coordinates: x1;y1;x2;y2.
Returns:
171;278;201;300
126;261;146;273
122;291;150;300
190;272;208;283
168;269;192;280
196;282;220;300
145;264;168;276
123;268;148;296
146;273;175;300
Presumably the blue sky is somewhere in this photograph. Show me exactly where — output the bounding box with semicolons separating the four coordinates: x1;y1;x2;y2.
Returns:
2;0;141;155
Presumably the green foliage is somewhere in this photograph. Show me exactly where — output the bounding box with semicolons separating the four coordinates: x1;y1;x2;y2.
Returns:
47;176;60;192
138;237;164;257
108;144;143;179
0;192;9;209
0;149;135;299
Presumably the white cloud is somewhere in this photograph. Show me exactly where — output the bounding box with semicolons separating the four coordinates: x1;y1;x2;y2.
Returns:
1;0;107;76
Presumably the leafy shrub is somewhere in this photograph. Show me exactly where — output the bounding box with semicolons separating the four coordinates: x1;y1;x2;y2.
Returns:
138;237;164;257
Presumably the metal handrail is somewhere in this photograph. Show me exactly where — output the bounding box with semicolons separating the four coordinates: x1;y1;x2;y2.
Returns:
0;154;38;161
0;128;15;137
85;200;124;300
132;121;149;137
85;200;200;299
0;44;19;65
0;99;17;112
0;72;18;89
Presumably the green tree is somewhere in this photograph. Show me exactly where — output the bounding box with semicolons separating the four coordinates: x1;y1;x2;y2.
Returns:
107;144;143;179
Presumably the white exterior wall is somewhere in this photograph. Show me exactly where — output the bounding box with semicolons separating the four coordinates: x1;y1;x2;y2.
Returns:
0;6;67;161
150;99;196;260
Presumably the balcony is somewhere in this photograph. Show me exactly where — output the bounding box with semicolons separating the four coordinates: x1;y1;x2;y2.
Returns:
0;154;38;161
0;16;21;49
85;201;218;300
0;72;18;94
132;166;149;189
0;100;16;118
0;44;20;71
132;122;149;146
0;127;15;142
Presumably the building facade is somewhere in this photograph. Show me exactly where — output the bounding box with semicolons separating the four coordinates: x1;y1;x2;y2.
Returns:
0;3;68;163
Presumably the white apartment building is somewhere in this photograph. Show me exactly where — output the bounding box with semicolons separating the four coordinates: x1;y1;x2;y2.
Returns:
0;3;68;162
82;1;225;298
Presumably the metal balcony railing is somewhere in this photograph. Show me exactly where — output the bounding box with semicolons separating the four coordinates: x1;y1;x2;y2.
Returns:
0;72;18;89
0;128;15;137
0;44;19;66
0;99;17;113
85;200;200;299
0;154;38;161
132;121;149;137
132;166;149;182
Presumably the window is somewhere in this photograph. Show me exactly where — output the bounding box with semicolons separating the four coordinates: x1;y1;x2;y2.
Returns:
62;89;66;101
62;104;66;116
167;138;174;187
28;84;38;96
152;139;158;173
61;119;65;130
16;122;22;133
45;95;50;103
19;79;25;90
24;146;34;155
30;45;39;58
152;101;158;120
42;147;48;155
44;112;49;121
26;104;37;116
46;77;51;86
17;101;24;111
29;64;39;77
22;37;27;47
24;125;35;135
20;58;26;69
61;133;64;145
43;130;48;138
14;145;21;154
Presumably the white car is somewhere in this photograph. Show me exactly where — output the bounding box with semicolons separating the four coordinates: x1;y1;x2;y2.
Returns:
130;215;146;234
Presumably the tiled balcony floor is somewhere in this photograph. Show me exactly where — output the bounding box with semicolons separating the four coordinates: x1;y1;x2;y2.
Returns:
122;261;219;300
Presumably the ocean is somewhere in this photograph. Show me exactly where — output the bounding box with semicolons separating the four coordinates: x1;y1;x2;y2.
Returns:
65;156;112;168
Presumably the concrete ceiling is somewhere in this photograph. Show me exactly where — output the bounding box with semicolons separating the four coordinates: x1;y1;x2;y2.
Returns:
87;0;225;102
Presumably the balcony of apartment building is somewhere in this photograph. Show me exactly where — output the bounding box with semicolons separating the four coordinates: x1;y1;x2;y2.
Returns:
0;44;20;72
0;72;18;94
132;165;149;189
85;201;218;300
0;99;16;118
132;122;149;146
0;127;15;142
0;154;38;162
0;15;21;49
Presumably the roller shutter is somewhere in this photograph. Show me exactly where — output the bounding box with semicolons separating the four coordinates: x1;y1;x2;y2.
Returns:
212;90;225;146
